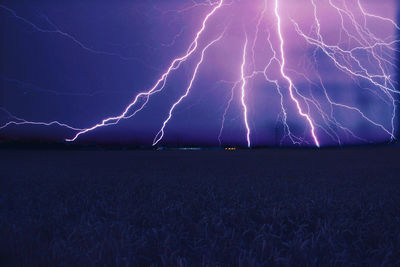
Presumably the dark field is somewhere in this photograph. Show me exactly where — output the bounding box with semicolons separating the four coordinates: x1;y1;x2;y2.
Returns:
0;147;400;266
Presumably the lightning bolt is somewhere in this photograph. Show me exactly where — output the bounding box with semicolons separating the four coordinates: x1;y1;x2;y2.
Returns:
218;80;238;146
0;4;158;69
274;0;320;147
240;36;251;148
66;0;225;142
1;0;398;147
288;0;398;142
152;32;225;146
0;107;84;131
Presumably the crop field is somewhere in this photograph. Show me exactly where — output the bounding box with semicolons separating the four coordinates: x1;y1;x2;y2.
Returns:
0;147;399;266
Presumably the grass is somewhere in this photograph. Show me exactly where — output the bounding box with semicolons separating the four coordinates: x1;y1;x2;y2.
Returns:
0;147;399;266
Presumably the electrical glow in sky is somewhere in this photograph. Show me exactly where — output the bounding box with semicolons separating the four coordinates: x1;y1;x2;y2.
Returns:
0;0;398;147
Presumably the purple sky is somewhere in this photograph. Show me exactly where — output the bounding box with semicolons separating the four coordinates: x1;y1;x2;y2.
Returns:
0;0;398;146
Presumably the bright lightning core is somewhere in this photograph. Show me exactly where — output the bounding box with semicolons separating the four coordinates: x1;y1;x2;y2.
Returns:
0;0;399;147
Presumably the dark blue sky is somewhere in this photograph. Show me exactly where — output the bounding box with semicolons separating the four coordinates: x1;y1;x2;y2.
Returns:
0;0;398;146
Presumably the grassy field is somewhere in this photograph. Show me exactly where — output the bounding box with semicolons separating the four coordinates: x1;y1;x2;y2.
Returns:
0;147;399;266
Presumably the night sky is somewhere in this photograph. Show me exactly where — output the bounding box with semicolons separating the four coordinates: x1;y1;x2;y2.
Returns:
0;0;398;147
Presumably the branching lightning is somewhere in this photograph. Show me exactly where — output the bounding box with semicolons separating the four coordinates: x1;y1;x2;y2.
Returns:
152;31;226;146
65;0;225;143
274;0;320;147
1;0;399;147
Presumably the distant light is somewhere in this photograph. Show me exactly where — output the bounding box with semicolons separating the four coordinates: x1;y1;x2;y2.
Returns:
179;147;202;151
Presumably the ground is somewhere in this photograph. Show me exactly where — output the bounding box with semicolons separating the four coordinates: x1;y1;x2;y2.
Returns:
0;146;399;266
